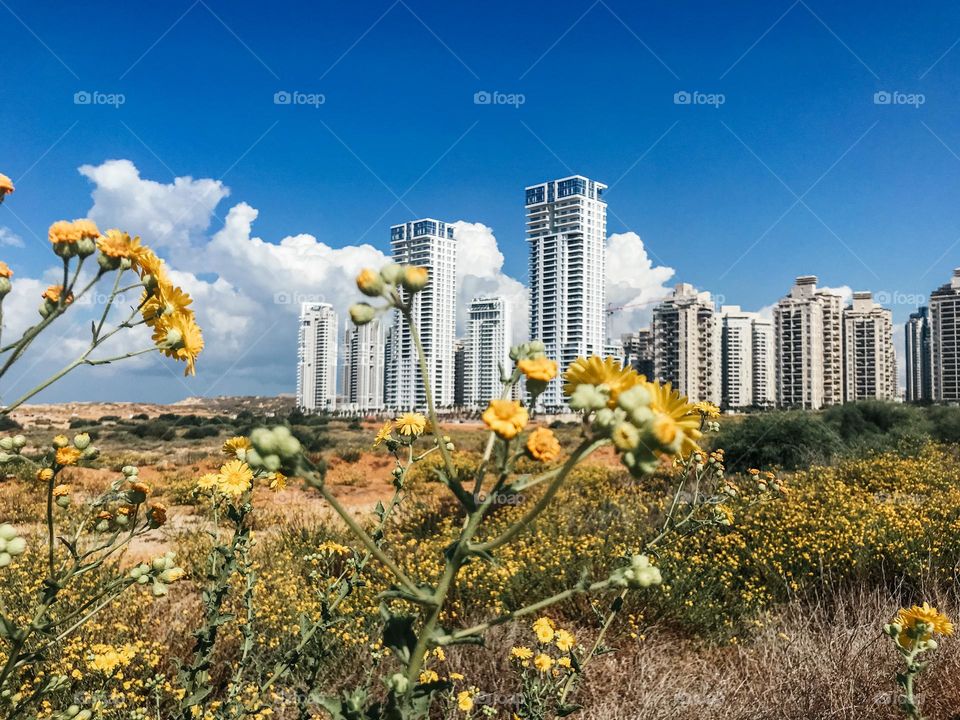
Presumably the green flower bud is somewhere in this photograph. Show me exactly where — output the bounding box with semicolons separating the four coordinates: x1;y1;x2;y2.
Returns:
122;465;139;477
617;385;651;412
349;302;376;326
569;384;609;412
7;537;25;556
0;553;10;568
76;237;97;258
380;263;405;285
388;672;409;694
12;435;25;449
0;524;16;542
53;241;76;259
73;433;91;450
98;253;122;271
0;277;11;297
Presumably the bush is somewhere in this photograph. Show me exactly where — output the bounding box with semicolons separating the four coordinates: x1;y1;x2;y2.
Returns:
183;425;220;440
823;401;932;454
714;411;843;471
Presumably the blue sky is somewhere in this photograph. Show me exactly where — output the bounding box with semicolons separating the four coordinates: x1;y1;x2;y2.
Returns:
1;0;959;401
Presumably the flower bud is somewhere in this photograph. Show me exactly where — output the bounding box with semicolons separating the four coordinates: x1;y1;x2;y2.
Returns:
349;303;376;326
76;237;97;258
0;437;13;452
73;433;91;450
0;277;11;298
401;266;429;292
356;268;385;297
380;263;405;285
98;253;122;271
12;435;25;450
52;435;69;448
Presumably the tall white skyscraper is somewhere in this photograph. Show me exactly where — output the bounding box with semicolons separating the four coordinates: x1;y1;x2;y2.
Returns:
842;292;896;402
930;268;960;403
751;317;776;408
720;306;776;410
773;276;843;409
905;307;932;402
652;283;721;404
343;319;385;411
464;296;511;408
296;302;337;413
526;175;607;410
387;219;457;410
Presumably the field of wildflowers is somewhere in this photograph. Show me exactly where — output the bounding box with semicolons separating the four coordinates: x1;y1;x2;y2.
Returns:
0;173;956;719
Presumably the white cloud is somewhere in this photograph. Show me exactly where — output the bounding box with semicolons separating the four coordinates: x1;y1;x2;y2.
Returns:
452;221;528;344
79;159;229;250
604;231;675;336
0;227;24;248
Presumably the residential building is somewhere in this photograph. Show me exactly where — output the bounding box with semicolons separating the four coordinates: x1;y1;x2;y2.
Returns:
386;219;457;410
751;317;776;408
453;340;466;408
720;306;754;410
930;268;960;403
905;307;932;402
296;302;337;413
464;296;511;409
842;292;896;402
526;175;607;410
652;283;721;403
773;276;843;409
622;329;654;379
343;319;385;411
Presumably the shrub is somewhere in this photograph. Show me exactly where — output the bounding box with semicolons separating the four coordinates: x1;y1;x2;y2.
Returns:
714;411;843;471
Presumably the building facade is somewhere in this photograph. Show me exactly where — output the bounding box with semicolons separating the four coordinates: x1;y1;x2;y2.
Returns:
842;292;896;402
652;283;721;404
387;219;458;410
343;319;385;411
930;269;960;403
773;276;843;409
526;175;607;410
905;306;932;402
464;296;511;409
296;302;337;413
751;317;776;408
720;306;755;410
622;329;655;379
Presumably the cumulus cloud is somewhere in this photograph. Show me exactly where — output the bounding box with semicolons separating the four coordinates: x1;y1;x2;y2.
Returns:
452;221;528;345
79;160;229;250
604;231;675;336
0;227;24;247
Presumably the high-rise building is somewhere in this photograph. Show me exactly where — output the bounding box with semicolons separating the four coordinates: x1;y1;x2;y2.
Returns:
604;338;625;364
751;317;776;408
453;340;466;408
526;175;607;410
622;329;655;379
343;319;385;411
905;307;932;402
773;276;843;409
842;292;896;402
296;302;337;413
464;296;511;408
930;268;960;403
652;283;721;404
720;306;754;410
387;219;457;410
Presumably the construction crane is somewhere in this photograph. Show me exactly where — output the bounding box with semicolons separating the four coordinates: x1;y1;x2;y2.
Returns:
605;296;670;316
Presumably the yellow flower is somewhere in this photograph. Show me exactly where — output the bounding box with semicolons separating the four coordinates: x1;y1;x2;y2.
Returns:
402;265;429;291
269;472;287;492
457;690;474;712
143;280;195;327
448;672;465;681
482;400;528;440
419;670;439;683
532;617;555;643
373;421;393;447
510;646;533;660
0;173;14;197
356;268;384;296
433;647;446;662
97;229;142;259
895;603;954;648
216;460;254;499
52;483;72;497
132;245;165;280
645;380;702;455
55;446;82;466
197;472;220;491
37;468;54;482
518;357;557;382
88;644;136;675
0;261;12;279
48;220;81;244
42;285;74;305
554;629;575;652
692;401;720;418
563;356;642;408
557;656;571;669
395;413;427;438
72;219;100;240
222;436;252;456
533;653;553;672
153;312;204;376
526;427;561;462
147;503;167;527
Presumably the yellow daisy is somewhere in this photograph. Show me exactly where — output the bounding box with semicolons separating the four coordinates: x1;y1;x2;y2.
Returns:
222;436;252;456
373;421;393;447
395;413;427;438
97;229;142;259
895;603;954;648
518;357;558;382
644;380;702;455
216;460;253;499
482;400;528;440
563;356;642;408
526;427;561;462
